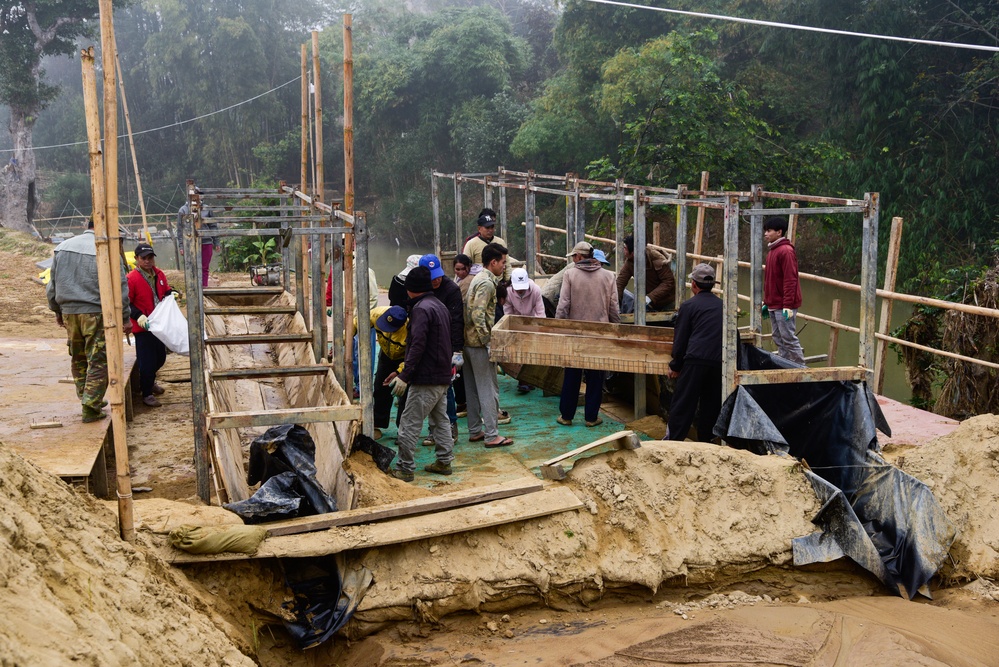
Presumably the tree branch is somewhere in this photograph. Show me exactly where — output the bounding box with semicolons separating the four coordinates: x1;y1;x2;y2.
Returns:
25;3;82;56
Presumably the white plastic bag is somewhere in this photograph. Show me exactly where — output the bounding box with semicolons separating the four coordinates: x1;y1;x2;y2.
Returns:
146;293;190;355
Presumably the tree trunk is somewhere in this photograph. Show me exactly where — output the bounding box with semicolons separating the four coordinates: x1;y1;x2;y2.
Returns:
1;107;39;236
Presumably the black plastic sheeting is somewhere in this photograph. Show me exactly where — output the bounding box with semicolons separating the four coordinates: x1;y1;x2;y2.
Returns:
224;424;337;523
281;555;373;650
714;344;956;599
352;433;396;473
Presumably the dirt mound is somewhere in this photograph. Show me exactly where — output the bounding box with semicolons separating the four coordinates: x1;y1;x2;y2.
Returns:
346;440;822;635
892;413;999;582
0;442;254;665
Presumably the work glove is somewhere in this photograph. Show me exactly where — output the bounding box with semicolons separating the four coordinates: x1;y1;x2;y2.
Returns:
388;376;408;397
168;288;182;301
326;307;332;317
761;305;769;320
137;314;149;331
645;295;652;306
782;308;794;321
451;352;463;370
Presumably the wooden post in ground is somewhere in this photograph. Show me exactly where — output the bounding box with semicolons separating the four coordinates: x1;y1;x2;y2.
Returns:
859;193;880;385
633;190;647;420
827;299;842;367
874;217;903;394
674;184;687;309
297;44;309;319
82;45;134;541
454;174;463;253
114;51;150;245
694;171;709;255
431;171;440;258
341;17;356;391
788;202;799;245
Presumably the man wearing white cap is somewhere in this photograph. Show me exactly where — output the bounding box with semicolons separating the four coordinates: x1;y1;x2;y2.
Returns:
665;263;723;442
555;241;620;427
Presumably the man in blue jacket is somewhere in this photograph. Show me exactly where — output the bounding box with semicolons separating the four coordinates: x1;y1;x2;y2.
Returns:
385;266;454;482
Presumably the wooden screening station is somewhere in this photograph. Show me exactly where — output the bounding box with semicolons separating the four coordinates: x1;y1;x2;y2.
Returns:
430;168;881;417
180;181;373;505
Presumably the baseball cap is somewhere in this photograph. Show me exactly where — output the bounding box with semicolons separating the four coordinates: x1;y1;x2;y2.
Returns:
477;213;497;228
593;249;610;266
419;254;445;280
375;306;408;333
134;243;156;257
511;267;531;291
689;263;716;283
566;241;593;257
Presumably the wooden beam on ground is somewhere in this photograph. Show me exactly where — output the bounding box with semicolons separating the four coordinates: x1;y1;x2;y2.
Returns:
166;485;584;562
265;478;544;537
203;305;298;316
205;333;313;346
736;366;867;386
541;430;641;481
209;365;330;381
208;404;361;429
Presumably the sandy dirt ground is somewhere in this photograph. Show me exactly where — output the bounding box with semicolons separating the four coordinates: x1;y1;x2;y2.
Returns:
2;231;999;666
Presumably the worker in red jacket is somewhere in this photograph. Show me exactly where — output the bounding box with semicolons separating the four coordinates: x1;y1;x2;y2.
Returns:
128;243;173;407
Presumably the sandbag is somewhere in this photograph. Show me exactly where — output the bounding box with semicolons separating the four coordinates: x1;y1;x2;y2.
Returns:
146;293;189;355
168;524;267;555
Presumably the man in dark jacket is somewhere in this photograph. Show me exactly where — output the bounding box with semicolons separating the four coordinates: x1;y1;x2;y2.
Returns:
385;266;454;482
421;254;463;444
666;263;723;442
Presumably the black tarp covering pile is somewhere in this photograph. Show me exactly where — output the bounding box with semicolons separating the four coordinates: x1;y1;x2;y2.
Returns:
281;555;373;649
224;424;337;523
714;345;956;599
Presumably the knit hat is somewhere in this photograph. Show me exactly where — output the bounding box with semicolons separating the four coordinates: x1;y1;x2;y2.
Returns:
419;254;445;280
404;265;433;294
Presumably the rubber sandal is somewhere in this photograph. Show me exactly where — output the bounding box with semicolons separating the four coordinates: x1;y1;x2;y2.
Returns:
468;433;485;442
484;437;514;448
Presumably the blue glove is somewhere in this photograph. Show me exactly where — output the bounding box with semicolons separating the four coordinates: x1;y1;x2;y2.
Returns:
388;376;408;397
782;308;793;320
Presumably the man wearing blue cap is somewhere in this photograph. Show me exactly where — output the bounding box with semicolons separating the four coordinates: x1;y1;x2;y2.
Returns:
367;305;409;439
385;266;455;481
420;253;464;445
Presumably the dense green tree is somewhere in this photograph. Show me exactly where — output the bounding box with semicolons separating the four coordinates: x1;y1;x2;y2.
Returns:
0;0;127;233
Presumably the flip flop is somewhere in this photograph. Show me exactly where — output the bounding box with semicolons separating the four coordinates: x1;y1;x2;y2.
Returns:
484;437;514;448
468;433;485;442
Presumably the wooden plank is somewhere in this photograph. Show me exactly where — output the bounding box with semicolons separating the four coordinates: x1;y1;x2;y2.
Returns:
205;333;313;346
166;485;584;562
264;478;545;536
210;365;330;380
203;286;284;297
208;404;362;429
618;311;675;324
735;366;867;386
541;431;641;481
204;305;298;315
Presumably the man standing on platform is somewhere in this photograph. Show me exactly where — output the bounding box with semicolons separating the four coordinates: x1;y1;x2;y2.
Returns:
463;243;514;448
386;266;455;482
128;243;175;408
47;218;131;423
555;241;619;427
666;263;723;442
616;234;676;312
763;216;805;365
421;253;464;445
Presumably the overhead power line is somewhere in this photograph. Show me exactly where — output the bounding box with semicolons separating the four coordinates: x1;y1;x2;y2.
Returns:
582;0;999;53
1;75;302;154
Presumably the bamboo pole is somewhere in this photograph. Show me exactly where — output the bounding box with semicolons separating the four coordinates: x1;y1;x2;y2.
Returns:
519;221;615;245
788;202;799;245
342;17;356;393
874;217;903;393
82;45;134;542
113;51;150;245
297;44;308;318
827;299;843;366
693;171;708;255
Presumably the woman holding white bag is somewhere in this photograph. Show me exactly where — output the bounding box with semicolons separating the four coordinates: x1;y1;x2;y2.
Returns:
128;243;177;407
